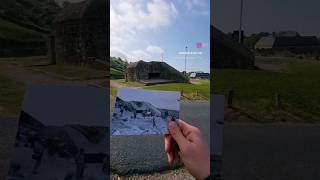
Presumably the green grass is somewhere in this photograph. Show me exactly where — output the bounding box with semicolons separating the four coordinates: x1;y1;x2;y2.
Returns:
110;79;210;100
110;87;117;97
144;80;210;100
213;56;320;123
0;73;25;117
0;17;46;42
110;68;124;79
110;57;128;79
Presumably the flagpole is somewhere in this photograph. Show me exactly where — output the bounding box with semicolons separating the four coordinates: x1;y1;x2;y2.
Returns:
185;46;188;76
239;0;244;44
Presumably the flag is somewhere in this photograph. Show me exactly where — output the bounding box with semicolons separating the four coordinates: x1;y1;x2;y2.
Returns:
196;42;203;48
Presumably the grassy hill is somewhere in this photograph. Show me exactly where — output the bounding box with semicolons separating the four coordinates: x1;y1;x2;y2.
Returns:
0;0;61;32
0;17;46;42
0;0;61;56
110;57;128;79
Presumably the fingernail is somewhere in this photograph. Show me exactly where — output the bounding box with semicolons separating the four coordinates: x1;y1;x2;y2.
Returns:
168;121;177;129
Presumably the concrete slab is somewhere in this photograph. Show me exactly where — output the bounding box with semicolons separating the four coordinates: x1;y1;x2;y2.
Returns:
139;79;177;86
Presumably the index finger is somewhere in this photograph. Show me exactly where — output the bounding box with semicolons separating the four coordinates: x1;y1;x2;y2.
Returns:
177;119;196;135
164;134;172;153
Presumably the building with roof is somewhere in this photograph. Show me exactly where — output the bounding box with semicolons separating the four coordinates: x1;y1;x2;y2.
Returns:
49;0;108;67
125;61;188;84
255;31;320;54
189;72;210;79
211;26;255;69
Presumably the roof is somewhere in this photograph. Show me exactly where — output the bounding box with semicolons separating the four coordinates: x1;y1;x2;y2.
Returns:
255;36;275;49
274;36;319;48
278;31;300;37
127;60;166;68
127;61;142;68
190;72;210;78
255;35;319;49
55;0;91;22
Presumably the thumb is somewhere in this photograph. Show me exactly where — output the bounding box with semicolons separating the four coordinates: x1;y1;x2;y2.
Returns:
168;121;188;150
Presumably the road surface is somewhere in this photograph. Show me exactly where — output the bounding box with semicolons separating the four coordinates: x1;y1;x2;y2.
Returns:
222;123;320;180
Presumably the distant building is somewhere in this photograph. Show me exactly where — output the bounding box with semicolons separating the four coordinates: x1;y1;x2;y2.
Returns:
125;61;188;83
189;72;210;79
254;36;275;49
49;0;108;67
255;31;320;54
211;26;255;69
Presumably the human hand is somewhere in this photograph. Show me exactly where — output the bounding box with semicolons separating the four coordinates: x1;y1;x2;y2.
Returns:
164;119;210;180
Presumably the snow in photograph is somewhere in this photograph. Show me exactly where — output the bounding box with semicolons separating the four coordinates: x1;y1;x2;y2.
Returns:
7;111;108;180
111;88;180;135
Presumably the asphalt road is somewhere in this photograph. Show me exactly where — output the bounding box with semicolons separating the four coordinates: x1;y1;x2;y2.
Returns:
222;123;320;180
110;101;210;174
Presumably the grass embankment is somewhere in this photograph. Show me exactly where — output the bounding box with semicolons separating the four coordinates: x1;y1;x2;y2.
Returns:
0;17;46;42
110;57;128;79
213;56;320;123
110;68;125;79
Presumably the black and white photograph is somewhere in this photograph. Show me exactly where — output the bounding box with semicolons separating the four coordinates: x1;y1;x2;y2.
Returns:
7;85;109;180
111;88;180;135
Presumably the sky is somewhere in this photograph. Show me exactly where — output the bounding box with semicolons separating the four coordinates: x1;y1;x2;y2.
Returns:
110;0;210;73
212;0;320;37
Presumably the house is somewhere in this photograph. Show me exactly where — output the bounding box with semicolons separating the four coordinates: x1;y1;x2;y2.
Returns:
49;0;108;67
255;31;320;54
125;60;188;84
189;72;210;79
211;26;255;69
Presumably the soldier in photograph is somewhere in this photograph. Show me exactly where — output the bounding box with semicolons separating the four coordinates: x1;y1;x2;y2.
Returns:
152;116;156;128
133;109;137;119
32;141;44;174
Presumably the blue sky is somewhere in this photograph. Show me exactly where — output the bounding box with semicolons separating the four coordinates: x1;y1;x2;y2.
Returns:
110;0;210;73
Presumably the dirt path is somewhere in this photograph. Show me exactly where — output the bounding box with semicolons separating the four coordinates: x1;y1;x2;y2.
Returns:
110;80;127;88
110;80;142;89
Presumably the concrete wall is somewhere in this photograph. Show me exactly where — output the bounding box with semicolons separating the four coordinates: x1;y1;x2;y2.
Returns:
125;61;188;83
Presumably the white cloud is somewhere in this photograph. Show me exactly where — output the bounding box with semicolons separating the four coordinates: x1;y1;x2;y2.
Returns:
146;45;164;54
131;50;151;61
110;0;178;62
110;48;128;60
